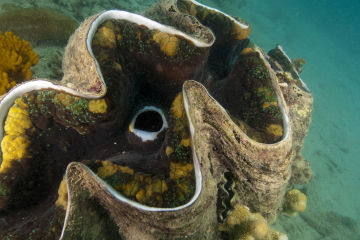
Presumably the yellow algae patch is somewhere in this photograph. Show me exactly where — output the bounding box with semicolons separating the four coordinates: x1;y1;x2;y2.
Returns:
54;92;79;107
1;135;30;169
161;180;168;193
170;93;184;119
145;183;152;198
88;98;107;114
266;124;283;138
257;86;274;98
262;101;278;109
136;31;141;40
256;86;279;112
97;160;134;179
1;98;32;172
114;62;122;72
135;189;145;202
170;92;189;136
240;47;254;55
116;33;122;42
180;138;190;147
4;98;32;135
166;146;174;156
232;22;251;40
151;179;167;194
153;31;179;57
170;162;193;180
189;3;197;16
120;180;140;197
93;26;116;49
55;178;68;211
177;181;191;194
151;179;162;193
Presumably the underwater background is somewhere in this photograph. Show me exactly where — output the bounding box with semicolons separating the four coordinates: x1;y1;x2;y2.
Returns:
0;0;359;239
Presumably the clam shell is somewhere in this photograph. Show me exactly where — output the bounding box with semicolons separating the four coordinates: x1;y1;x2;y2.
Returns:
268;45;314;184
0;1;313;239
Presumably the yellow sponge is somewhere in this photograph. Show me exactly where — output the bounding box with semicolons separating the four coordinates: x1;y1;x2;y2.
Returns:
4;98;32;135
0;31;38;94
1;98;33;173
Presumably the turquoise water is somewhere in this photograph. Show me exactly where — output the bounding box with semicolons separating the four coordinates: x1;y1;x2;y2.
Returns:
223;1;360;239
0;0;359;239
222;1;360;239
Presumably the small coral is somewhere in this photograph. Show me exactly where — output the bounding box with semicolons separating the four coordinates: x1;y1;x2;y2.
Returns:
0;31;38;94
220;204;287;240
282;189;307;217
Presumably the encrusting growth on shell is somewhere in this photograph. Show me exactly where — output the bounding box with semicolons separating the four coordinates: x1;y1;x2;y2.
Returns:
219;204;288;240
55;178;68;211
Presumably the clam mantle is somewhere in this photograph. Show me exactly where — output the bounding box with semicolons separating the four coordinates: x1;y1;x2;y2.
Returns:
0;0;313;239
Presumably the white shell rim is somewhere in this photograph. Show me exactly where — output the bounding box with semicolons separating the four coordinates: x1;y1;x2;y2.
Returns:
276;45;311;93
185;0;250;30
129;106;168;142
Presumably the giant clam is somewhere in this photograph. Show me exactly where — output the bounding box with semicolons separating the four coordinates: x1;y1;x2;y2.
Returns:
0;0;313;239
